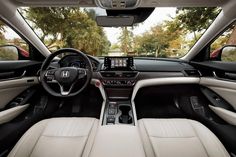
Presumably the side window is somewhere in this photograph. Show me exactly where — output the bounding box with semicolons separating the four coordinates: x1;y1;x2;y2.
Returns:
0;20;29;61
210;22;236;62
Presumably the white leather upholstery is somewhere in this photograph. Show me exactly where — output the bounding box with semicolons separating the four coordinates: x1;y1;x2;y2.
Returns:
0;104;29;125
0;77;38;109
8;117;229;157
89;125;146;157
8;118;98;157
139;118;229;157
209;105;236;126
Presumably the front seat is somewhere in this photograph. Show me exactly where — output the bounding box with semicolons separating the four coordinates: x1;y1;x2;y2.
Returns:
139;118;230;157
8;118;98;157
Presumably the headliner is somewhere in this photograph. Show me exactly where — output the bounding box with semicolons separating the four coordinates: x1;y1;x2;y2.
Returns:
13;0;228;7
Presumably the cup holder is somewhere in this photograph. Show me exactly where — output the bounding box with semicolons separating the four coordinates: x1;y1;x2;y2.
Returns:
119;105;132;124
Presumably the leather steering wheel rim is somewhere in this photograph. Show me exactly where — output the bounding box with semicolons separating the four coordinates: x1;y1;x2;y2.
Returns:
40;48;92;97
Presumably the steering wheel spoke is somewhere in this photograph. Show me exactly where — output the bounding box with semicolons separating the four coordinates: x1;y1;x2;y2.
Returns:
44;69;57;83
77;68;87;79
58;83;75;96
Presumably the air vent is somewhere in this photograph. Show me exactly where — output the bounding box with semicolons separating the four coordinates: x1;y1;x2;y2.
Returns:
100;71;138;78
122;72;137;78
100;72;116;77
184;70;201;77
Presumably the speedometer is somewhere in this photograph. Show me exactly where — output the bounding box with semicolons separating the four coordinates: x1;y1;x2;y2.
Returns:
70;62;81;68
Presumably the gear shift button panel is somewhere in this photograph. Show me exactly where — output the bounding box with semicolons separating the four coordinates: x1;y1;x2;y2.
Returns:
103;101;134;125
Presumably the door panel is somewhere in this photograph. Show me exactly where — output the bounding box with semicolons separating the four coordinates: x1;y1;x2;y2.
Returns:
209;105;236;126
0;104;29;125
0;60;41;125
0;77;38;109
0;60;41;80
200;77;236;127
200;77;236;110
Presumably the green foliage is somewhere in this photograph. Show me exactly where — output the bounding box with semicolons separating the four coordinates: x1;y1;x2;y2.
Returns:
133;22;185;57
110;44;120;50
176;7;219;32
21;7;110;56
211;23;236;54
130;7;220;58
176;7;220;41
118;27;134;54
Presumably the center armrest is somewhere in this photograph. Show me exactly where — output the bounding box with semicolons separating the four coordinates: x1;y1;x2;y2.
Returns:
88;125;145;157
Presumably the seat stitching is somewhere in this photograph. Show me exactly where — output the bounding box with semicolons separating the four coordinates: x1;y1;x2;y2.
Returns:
138;120;152;157
149;135;196;138
11;127;34;157
11;120;47;157
41;135;88;138
81;118;97;157
210;134;229;157
142;120;158;157
191;121;229;157
137;120;147;156
29;120;50;157
190;121;228;157
188;120;210;157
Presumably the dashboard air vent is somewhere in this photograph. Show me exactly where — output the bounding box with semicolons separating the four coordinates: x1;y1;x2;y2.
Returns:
184;69;201;77
100;71;138;78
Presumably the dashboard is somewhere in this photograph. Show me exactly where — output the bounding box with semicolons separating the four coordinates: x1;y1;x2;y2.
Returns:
59;55;99;71
54;54;199;98
57;55;199;81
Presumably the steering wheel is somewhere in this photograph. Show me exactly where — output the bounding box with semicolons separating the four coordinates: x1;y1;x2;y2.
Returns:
40;48;92;97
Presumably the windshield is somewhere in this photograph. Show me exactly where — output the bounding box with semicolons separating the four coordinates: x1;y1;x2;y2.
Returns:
19;7;220;58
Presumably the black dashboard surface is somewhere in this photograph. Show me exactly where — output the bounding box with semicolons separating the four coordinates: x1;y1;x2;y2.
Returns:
99;58;194;72
58;55;195;73
133;59;193;72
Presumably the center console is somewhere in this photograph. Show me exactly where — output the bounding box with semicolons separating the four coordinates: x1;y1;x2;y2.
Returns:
100;57;137;125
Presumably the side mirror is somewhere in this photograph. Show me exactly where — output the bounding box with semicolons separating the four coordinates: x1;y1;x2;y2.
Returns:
0;45;29;61
210;45;236;61
220;45;236;62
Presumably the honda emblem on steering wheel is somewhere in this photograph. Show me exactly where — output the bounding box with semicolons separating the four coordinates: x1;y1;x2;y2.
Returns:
61;70;70;78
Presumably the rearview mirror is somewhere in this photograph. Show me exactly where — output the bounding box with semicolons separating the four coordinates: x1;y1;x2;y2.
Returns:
221;45;236;62
96;16;135;27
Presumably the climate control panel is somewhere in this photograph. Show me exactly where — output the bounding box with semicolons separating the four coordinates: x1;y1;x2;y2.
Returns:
102;80;136;86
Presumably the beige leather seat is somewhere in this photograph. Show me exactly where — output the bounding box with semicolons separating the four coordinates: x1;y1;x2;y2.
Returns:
8;118;98;157
8;117;230;157
139;118;230;157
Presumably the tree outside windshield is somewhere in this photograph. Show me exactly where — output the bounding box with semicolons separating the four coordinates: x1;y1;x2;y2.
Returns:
18;7;220;58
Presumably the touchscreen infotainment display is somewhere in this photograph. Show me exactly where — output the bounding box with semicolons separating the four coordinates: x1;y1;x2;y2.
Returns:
104;57;133;70
110;58;127;68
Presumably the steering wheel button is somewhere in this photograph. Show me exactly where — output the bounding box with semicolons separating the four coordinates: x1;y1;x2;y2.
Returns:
47;70;55;75
47;76;54;81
